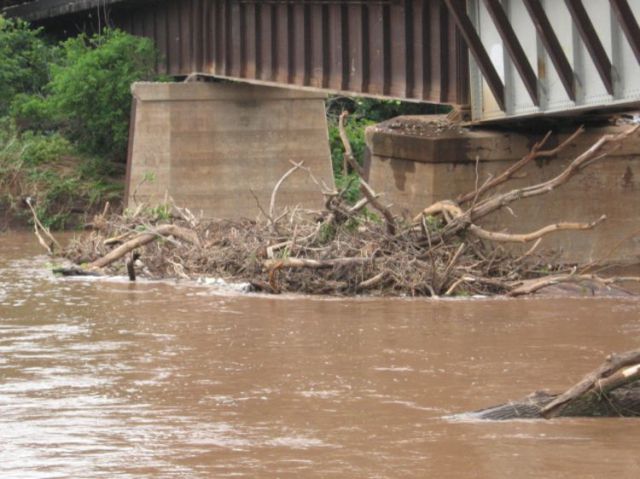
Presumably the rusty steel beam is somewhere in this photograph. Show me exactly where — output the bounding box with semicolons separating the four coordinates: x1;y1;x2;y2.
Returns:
4;0;470;106
102;0;469;106
610;0;640;65
444;0;505;110
3;0;469;106
482;0;539;105
523;0;576;101
564;0;614;94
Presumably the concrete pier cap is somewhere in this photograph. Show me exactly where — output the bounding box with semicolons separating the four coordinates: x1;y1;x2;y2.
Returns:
366;115;640;264
125;81;335;219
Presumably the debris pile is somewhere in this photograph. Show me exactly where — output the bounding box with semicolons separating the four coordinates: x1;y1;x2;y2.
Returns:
57;118;640;297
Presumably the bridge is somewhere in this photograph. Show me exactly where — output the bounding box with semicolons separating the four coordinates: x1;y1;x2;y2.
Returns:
3;0;640;264
4;0;640;121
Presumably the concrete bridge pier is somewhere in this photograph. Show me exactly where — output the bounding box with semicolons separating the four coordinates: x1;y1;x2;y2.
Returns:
366;117;640;265
125;81;334;218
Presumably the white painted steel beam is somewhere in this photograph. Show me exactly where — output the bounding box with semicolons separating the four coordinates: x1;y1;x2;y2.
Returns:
467;0;640;121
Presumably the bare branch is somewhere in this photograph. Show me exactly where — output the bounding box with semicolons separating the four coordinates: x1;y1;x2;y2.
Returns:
541;349;640;418
270;161;304;221
469;125;639;224
413;200;464;224
469;215;606;243
339;111;397;235
26;197;61;255
90;224;200;269
457;126;585;205
357;271;387;291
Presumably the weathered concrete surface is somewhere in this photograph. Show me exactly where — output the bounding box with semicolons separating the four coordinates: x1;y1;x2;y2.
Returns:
126;82;334;219
367;116;640;264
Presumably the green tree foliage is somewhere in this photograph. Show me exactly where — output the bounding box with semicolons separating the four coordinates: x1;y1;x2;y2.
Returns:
4;24;161;159
0;16;52;116
47;29;159;159
326;96;450;202
0;123;119;229
0;18;161;228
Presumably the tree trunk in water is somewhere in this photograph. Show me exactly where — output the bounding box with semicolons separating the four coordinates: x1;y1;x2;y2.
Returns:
471;384;640;420
467;350;640;420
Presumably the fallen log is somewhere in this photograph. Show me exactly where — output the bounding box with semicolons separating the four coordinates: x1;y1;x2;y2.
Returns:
263;256;372;270
89;224;200;270
467;349;640;420
53;266;103;277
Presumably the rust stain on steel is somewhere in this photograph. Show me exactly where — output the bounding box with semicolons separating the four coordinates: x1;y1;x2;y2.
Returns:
107;0;468;106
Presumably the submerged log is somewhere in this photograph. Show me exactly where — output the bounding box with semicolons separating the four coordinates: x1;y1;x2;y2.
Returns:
53;266;102;277
468;350;640;420
471;383;640;420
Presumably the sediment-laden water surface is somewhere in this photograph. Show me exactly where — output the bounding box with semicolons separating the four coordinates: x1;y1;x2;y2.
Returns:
1;231;639;478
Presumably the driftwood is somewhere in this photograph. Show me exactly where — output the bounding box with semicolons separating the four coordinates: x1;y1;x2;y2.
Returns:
455;127;585;205
507;273;640;297
52;266;103;277
126;251;141;281
264;256;372;270
415;125;640;245
468;350;640;420
89;224;199;270
25;197;61;255
55;121;640;297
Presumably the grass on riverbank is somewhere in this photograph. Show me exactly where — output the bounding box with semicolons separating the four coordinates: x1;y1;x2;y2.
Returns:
0;121;123;230
0;18;160;231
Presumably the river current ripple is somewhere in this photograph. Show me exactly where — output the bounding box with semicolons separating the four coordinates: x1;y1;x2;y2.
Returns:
1;231;639;478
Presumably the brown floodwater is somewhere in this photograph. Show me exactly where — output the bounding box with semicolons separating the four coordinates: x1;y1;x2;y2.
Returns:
1;231;639;478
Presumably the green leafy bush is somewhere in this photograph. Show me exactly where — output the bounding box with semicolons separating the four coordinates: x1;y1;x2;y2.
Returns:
326;96;451;203
1;19;162;160
0;16;53;116
0;19;159;229
48;29;159;159
10;92;57;131
19;131;72;166
0;123;123;229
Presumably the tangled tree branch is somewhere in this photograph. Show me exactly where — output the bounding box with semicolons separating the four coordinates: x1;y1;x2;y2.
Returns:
89;224;200;269
456;126;585;205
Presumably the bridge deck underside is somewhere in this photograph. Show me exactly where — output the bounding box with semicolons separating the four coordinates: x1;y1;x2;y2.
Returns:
5;0;640;120
7;0;470;106
109;0;470;106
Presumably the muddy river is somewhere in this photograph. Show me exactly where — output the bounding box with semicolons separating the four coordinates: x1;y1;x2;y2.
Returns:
1;231;639;478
